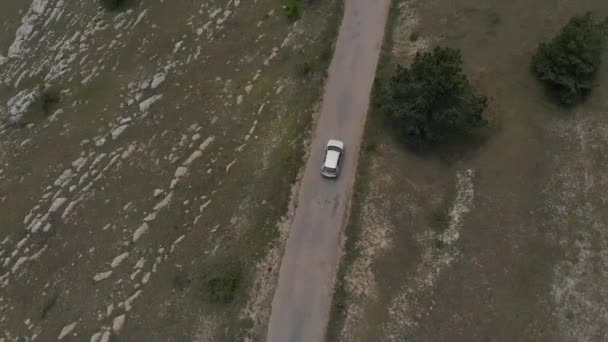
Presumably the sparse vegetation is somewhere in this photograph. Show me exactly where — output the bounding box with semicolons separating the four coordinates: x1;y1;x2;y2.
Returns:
532;12;607;105
409;31;420;42
380;47;488;146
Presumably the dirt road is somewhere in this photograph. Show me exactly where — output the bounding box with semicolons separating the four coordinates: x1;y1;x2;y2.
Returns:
266;1;390;341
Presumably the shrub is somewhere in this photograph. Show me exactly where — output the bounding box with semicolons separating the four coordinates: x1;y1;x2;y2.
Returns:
382;47;487;146
284;0;300;21
206;262;243;304
40;89;61;116
531;12;607;105
100;0;130;11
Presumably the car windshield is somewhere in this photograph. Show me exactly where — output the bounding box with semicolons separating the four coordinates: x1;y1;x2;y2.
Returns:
322;166;337;174
327;146;342;152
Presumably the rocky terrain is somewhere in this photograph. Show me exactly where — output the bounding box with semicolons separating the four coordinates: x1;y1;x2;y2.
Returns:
0;0;340;341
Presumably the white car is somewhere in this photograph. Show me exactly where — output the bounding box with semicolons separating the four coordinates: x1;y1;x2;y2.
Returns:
321;139;345;178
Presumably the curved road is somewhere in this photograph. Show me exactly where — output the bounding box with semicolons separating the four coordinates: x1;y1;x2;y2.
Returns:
267;1;391;341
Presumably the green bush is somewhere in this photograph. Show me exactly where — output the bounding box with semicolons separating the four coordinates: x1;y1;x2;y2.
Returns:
100;0;130;11
382;47;487;146
284;0;301;21
532;12;607;105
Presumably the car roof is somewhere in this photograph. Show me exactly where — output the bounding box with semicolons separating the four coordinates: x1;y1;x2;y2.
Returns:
324;150;341;169
327;139;344;150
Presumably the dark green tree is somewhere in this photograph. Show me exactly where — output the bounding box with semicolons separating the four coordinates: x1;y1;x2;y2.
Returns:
532;12;607;105
384;47;487;146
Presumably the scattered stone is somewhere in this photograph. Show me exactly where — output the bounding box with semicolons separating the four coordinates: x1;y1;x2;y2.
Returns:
134;258;145;269
132;222;149;242
93;270;112;282
225;159;236;173
48;197;67;213
111;124;129;140
143;212;157;222
124;290;142;311
110;252;129;268
174;166;188;178
183;150;203;166
90;332;102;342
141;272;151;284
106;304;114;317
151;73;165;89
58;322;77;339
100;331;110;342
153;192;172;211
199;136;215;151
153;189;163;197
112;314;126;333
139;94;163;112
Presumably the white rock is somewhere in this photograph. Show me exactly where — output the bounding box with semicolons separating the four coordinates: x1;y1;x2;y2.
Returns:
112;314;126;333
124;290;142;311
100;331;110;342
58;322;77;339
139;94;163;112
93;270;112;282
174;166;188;178
134;258;145;269
111;252;129;268
183;150;203;166
132;223;149;242
141;272;151;284
199;136;215;151
153;192;172;211
53;169;73;187
245;84;253;94
119;117;132;125
236;95;243;105
151;73;165;89
48;197;67;213
111;124;129;140
106;303;114;317
153;189;163;197
11;256;28;273
143;212;157;222
90;332;101;342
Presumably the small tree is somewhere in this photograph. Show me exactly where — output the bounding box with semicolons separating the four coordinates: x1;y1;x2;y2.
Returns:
532;12;607;105
383;47;487;146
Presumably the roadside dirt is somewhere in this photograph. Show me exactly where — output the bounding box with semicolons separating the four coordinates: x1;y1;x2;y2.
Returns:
330;0;608;341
